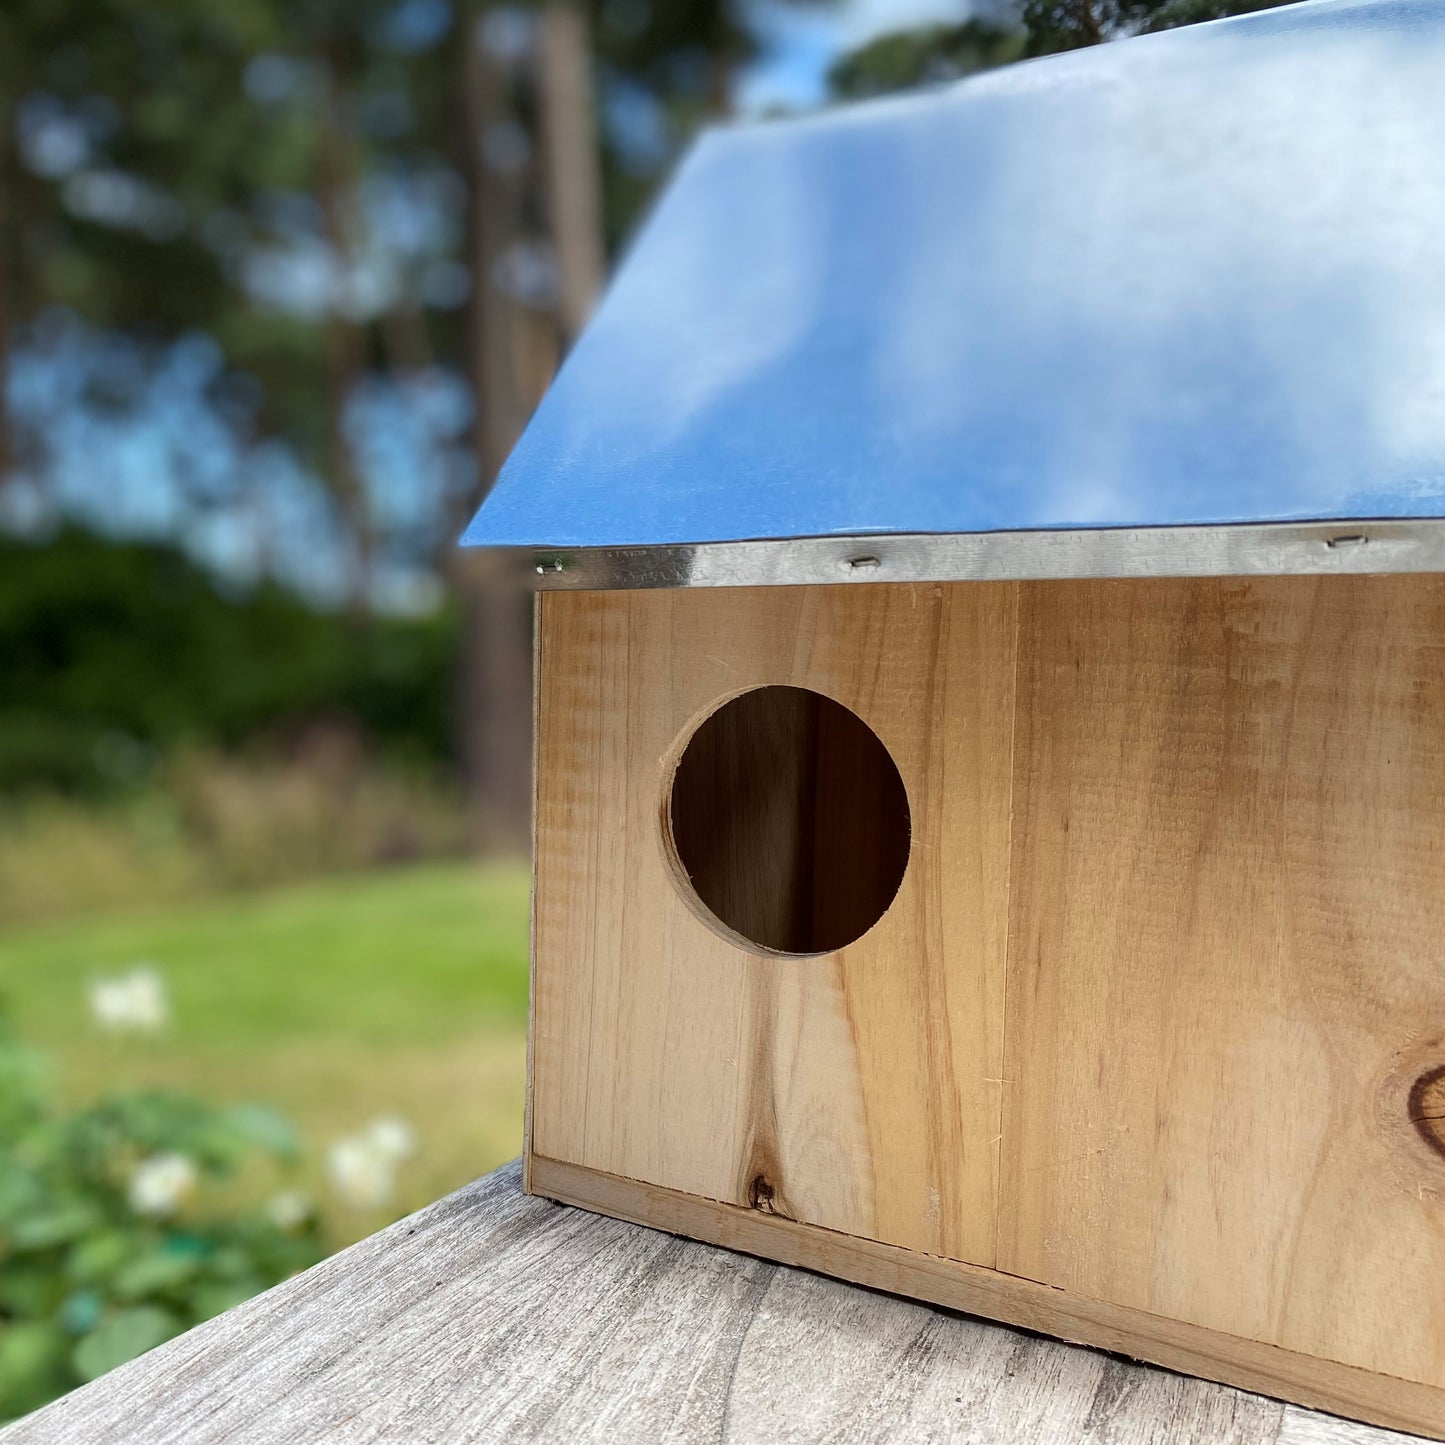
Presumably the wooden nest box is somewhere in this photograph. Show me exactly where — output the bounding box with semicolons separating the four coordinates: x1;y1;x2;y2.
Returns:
465;2;1445;1434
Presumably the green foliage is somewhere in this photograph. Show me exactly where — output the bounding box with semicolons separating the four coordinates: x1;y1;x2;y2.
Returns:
1132;0;1303;31
1;860;530;1049
0;526;457;796
830;21;1027;101
0;764;471;925
830;0;1297;99
0;859;530;1254
0;0;289;339
0;1010;321;1423
586;0;757;249
1017;0;1296;53
1;0;751;489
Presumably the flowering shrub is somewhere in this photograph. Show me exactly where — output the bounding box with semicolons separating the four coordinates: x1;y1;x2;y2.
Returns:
325;1116;417;1211
88;967;169;1036
0;1013;323;1423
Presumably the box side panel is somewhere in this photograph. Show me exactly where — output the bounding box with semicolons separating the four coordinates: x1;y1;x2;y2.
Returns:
530;583;1019;1265
998;575;1445;1387
522;591;543;1196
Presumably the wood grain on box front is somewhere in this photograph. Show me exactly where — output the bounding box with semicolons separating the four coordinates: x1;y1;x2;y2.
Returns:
997;577;1445;1386
532;583;1019;1265
530;576;1445;1427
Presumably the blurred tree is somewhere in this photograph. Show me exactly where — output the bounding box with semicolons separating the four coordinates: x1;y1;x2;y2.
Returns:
831;21;1026;100
1022;0;1295;52
586;0;754;252
830;0;1294;97
446;0;762;844
0;0;772;840
0;525;458;796
0;115;12;486
540;7;606;345
452;7;540;846
0;1;294;438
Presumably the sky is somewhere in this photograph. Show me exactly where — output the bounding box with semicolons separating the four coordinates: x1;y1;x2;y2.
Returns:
738;0;975;112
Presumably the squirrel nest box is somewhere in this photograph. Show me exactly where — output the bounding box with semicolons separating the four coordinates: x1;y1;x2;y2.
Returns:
465;2;1445;1433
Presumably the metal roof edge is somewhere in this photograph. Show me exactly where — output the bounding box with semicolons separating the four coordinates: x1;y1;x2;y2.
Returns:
488;519;1445;591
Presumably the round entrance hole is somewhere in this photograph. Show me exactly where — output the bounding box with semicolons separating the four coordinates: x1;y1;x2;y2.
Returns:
664;686;911;955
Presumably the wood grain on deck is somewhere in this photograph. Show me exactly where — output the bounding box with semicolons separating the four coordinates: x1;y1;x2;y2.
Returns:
1;1163;1423;1445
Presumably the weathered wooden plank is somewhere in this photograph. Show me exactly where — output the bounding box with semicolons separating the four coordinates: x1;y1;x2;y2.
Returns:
1276;1419;1422;1445
534;1155;1444;1440
721;1265;1278;1445
0;1163;1424;1444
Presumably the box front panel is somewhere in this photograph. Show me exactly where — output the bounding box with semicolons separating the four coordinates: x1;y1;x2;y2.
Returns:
997;575;1445;1387
532;575;1445;1395
531;583;1019;1266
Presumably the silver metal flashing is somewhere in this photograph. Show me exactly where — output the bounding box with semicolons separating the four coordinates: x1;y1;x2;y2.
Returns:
519;520;1445;591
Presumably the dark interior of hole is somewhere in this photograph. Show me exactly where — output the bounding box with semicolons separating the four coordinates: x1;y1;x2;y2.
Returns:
668;686;911;954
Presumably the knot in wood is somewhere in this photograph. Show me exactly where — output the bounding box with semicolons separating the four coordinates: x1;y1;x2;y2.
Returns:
748;1174;778;1214
1409;1065;1445;1160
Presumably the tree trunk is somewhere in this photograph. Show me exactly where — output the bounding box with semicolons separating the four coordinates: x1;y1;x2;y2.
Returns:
0;106;15;492
455;11;537;849
317;57;372;616
453;548;535;849
538;5;606;343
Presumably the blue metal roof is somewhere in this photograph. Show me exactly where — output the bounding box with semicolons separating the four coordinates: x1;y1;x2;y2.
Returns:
465;0;1445;554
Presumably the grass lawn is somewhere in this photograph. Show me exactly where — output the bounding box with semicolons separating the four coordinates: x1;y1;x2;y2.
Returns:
0;859;531;1247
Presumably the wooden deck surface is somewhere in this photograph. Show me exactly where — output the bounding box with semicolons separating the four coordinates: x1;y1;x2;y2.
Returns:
1;1162;1424;1444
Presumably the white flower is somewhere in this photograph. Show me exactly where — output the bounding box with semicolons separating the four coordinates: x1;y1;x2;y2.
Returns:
365;1115;416;1163
266;1190;312;1232
325;1115;417;1211
90;965;169;1035
326;1137;396;1210
128;1153;197;1217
